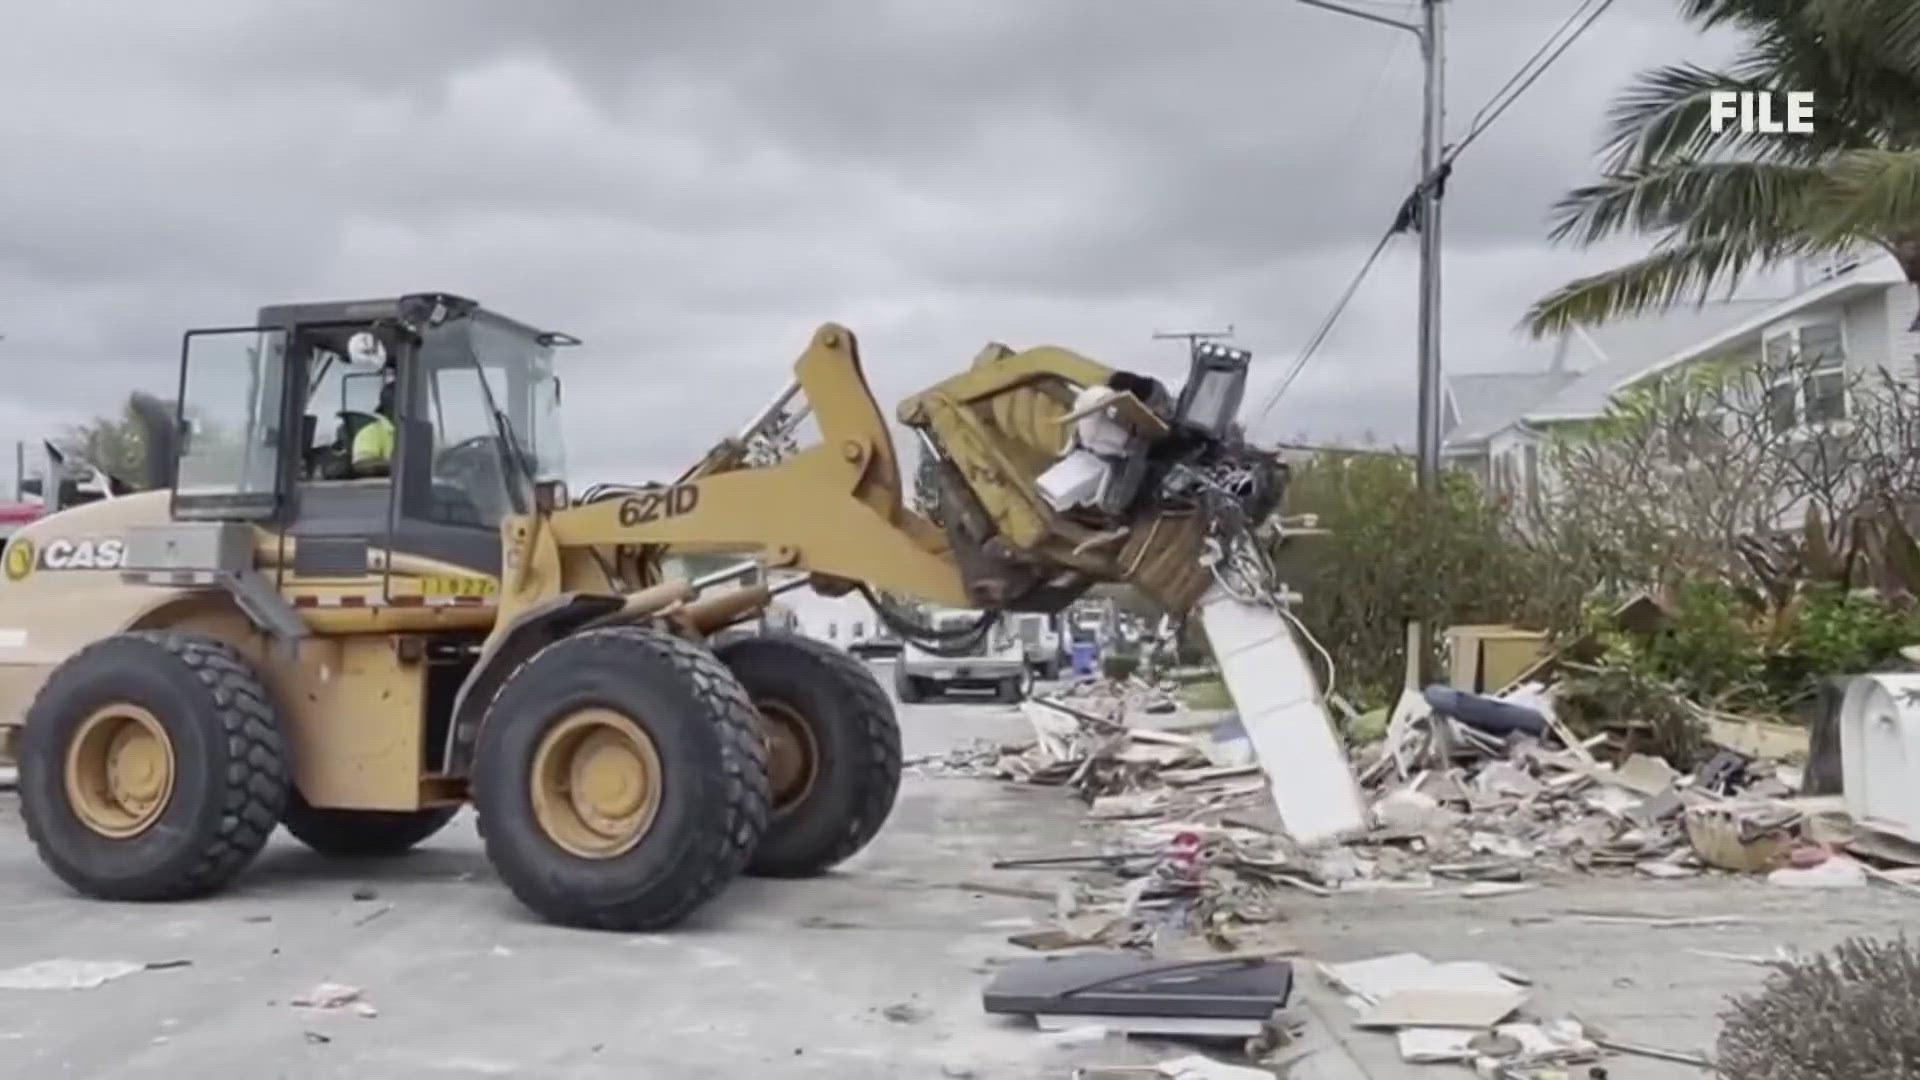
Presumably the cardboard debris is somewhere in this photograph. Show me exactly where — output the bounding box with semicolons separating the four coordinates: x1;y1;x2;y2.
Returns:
1323;954;1529;1031
1354;987;1526;1030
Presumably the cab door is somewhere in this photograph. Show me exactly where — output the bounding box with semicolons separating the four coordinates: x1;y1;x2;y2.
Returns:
171;327;291;522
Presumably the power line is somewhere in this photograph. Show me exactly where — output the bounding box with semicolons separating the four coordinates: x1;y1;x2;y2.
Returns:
1254;223;1401;422
1258;0;1618;425
1460;0;1600;142
1448;0;1616;164
1248;2;1412;429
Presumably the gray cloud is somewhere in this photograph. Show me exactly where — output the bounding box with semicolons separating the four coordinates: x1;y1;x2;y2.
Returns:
0;0;1736;486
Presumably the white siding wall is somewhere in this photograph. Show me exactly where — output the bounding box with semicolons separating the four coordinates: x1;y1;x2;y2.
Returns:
1888;283;1920;383
1485;427;1546;505
1840;290;1892;377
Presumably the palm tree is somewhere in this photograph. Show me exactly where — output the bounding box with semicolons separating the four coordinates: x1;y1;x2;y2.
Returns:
1526;0;1920;336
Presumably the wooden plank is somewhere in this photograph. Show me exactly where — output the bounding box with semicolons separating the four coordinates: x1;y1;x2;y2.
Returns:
1706;716;1810;760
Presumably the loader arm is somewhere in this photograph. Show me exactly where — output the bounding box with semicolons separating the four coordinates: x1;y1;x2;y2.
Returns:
547;325;976;608
544;322;1269;622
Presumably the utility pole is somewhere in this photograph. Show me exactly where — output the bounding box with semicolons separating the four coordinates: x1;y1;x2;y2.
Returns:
1296;0;1446;689
1414;0;1445;494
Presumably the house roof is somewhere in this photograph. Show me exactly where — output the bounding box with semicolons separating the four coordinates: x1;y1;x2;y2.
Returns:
1609;254;1905;391
1521;299;1778;423
1443;372;1580;447
1444;260;1904;449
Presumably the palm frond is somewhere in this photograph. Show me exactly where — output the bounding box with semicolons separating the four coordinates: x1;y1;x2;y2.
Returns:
1677;0;1807;35
1523;238;1762;337
1806;0;1920;88
1806;149;1920;244
1599;63;1789;172
1745;16;1920;145
1548;160;1821;249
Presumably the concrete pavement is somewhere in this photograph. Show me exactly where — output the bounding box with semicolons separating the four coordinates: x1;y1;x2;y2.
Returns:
2;663;1895;1078
0;676;1364;1079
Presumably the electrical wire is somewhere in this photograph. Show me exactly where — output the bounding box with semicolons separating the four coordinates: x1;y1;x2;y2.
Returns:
1278;604;1338;703
1459;0;1603;144
1255;0;1618;424
1446;0;1617;166
1252;223;1401;423
1318;3;1418;178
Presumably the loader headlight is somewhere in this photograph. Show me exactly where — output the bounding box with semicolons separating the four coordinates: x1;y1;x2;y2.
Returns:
1177;342;1252;439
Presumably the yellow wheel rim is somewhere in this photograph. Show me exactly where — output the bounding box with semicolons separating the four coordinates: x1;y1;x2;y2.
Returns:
756;700;819;814
65;704;175;839
530;708;664;859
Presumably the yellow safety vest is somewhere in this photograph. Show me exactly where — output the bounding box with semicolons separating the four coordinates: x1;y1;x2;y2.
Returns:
351;415;395;469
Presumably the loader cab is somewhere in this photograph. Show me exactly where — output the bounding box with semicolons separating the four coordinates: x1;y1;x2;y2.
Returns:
169;292;572;576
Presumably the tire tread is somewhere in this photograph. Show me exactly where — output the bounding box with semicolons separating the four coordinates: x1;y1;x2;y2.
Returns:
20;630;287;901
718;634;901;877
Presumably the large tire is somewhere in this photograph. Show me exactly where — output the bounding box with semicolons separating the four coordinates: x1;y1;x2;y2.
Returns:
282;791;459;857
716;634;902;878
18;631;288;901
471;626;769;931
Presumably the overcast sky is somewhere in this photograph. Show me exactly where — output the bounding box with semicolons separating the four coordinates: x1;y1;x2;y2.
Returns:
0;0;1738;484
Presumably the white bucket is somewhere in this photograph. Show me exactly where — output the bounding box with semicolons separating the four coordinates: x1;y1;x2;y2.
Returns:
1838;673;1920;842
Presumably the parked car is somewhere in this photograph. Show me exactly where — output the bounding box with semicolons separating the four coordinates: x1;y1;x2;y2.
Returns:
895;609;1028;704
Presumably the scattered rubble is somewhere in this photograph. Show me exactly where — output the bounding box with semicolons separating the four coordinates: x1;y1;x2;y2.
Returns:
923;664;1920;903
291;982;379;1018
929;668;1915;1073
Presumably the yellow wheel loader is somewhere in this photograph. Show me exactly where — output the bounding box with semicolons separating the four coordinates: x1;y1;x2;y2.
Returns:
0;293;1284;930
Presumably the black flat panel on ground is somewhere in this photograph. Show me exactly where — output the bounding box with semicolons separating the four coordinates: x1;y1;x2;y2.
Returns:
982;955;1292;1020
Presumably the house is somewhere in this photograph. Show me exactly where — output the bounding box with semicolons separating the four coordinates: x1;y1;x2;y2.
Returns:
1444;251;1915;507
1443;299;1778;502
773;576;887;649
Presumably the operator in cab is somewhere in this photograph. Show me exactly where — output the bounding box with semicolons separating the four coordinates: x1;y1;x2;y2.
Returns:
350;362;397;478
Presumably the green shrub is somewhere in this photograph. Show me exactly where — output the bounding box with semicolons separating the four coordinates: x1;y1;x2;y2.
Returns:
1102;654;1140;681
1556;639;1710;766
1272;452;1535;709
1642;579;1766;702
1788;585;1920;679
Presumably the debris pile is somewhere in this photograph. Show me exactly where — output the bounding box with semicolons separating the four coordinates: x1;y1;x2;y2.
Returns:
920;666;1914;902
906;691;1251;805
1349;678;1907;889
